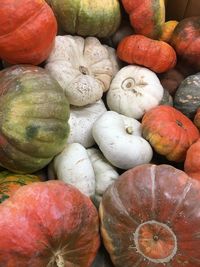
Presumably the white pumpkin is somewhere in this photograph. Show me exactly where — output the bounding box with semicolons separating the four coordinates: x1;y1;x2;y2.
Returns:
92;111;153;169
68;100;107;148
87;148;119;205
45;35;118;106
106;65;164;119
53;143;95;197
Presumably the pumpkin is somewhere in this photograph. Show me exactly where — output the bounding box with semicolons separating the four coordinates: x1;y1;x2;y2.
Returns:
159;20;179;42
117;35;177;73
194;108;200;129
45;35;119;106
106;65;164;119
174;72;200;119
0;0;57;65
92;111;153;169
170;16;200;71
159;88;173;106
0;180;100;266
142;105;199;162
0;171;41;203
184;138;200;180
100;164;200;267
0;65;70;173
47;0;121;38
121;0;165;39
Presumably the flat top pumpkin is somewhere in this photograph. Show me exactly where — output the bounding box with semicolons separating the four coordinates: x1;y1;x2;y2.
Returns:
100;164;200;266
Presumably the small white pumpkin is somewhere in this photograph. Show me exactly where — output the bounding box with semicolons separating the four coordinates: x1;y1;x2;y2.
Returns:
92;111;153;169
106;65;164;119
45;35;118;106
87;148;119;205
52;143;95;197
68;100;107;148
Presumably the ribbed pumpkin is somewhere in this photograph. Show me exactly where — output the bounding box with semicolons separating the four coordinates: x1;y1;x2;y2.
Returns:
100;164;200;267
0;171;41;203
121;0;165;39
170;16;200;71
0;0;57;65
0;65;70;173
117;35;177;73
47;0;121;38
141;105;199;162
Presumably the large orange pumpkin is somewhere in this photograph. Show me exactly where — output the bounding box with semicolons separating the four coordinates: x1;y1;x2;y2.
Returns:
0;0;57;65
0;180;100;266
100;164;200;266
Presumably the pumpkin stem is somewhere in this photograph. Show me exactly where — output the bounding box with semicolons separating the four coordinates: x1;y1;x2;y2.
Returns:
79;66;89;75
126;126;133;134
55;254;65;267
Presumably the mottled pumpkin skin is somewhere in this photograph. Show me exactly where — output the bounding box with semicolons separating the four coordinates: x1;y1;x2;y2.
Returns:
170;17;200;71
117;35;177;73
100;164;200;267
0;171;41;203
0;180;100;267
47;0;121;38
0;0;57;65
0;65;70;173
122;0;165;39
141;105;199;162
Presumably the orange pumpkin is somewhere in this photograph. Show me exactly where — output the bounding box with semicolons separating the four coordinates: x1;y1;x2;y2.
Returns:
142;105;199;162
117;34;177;73
0;0;57;65
184;139;200;180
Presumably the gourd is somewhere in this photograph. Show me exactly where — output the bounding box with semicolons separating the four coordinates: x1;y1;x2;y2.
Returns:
0;180;100;267
106;65;164;119
142;105;199;162
45;35;119;106
117;35;177;73
0;0;57;65
159;20;178;42
100;164;200;267
194;108;200;129
92;111;153;169
0;65;70;173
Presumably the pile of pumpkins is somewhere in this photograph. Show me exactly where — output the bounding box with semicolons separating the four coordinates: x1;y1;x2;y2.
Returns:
0;0;200;266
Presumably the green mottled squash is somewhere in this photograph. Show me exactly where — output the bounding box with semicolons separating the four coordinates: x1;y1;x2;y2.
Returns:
47;0;121;38
0;65;70;173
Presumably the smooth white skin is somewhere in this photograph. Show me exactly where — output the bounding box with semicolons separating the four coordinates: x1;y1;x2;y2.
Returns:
92;111;153;169
45;35;116;106
87;148;119;204
67;100;107;148
107;65;164;119
53;143;95;197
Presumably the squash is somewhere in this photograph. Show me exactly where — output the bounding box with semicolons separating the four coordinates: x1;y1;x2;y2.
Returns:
0;65;70;173
159;88;173;106
47;0;121;38
0;0;57;65
142;105;199;162
117;34;177;73
174;72;200;119
170;16;200;71
0;180;100;266
121;0;165;39
0;171;41;203
194;108;200;130
92;111;153;169
159;20;178;42
45;35;119;106
100;164;200;267
106;65;164;119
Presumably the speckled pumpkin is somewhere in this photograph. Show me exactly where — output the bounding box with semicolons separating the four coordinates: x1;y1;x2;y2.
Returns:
0;65;70;173
47;0;121;38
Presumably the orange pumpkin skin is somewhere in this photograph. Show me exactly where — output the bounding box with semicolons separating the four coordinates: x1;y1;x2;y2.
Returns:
117;35;177;73
141;105;199;162
0;0;57;65
100;164;200;267
0;180;100;267
170;17;200;71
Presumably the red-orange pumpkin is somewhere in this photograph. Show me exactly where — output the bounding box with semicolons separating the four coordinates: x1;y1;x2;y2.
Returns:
117;34;177;73
100;164;200;266
142;105;199;162
0;0;57;65
0;180;100;266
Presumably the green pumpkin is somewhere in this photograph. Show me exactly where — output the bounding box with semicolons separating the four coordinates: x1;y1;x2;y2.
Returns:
47;0;121;38
0;65;70;173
